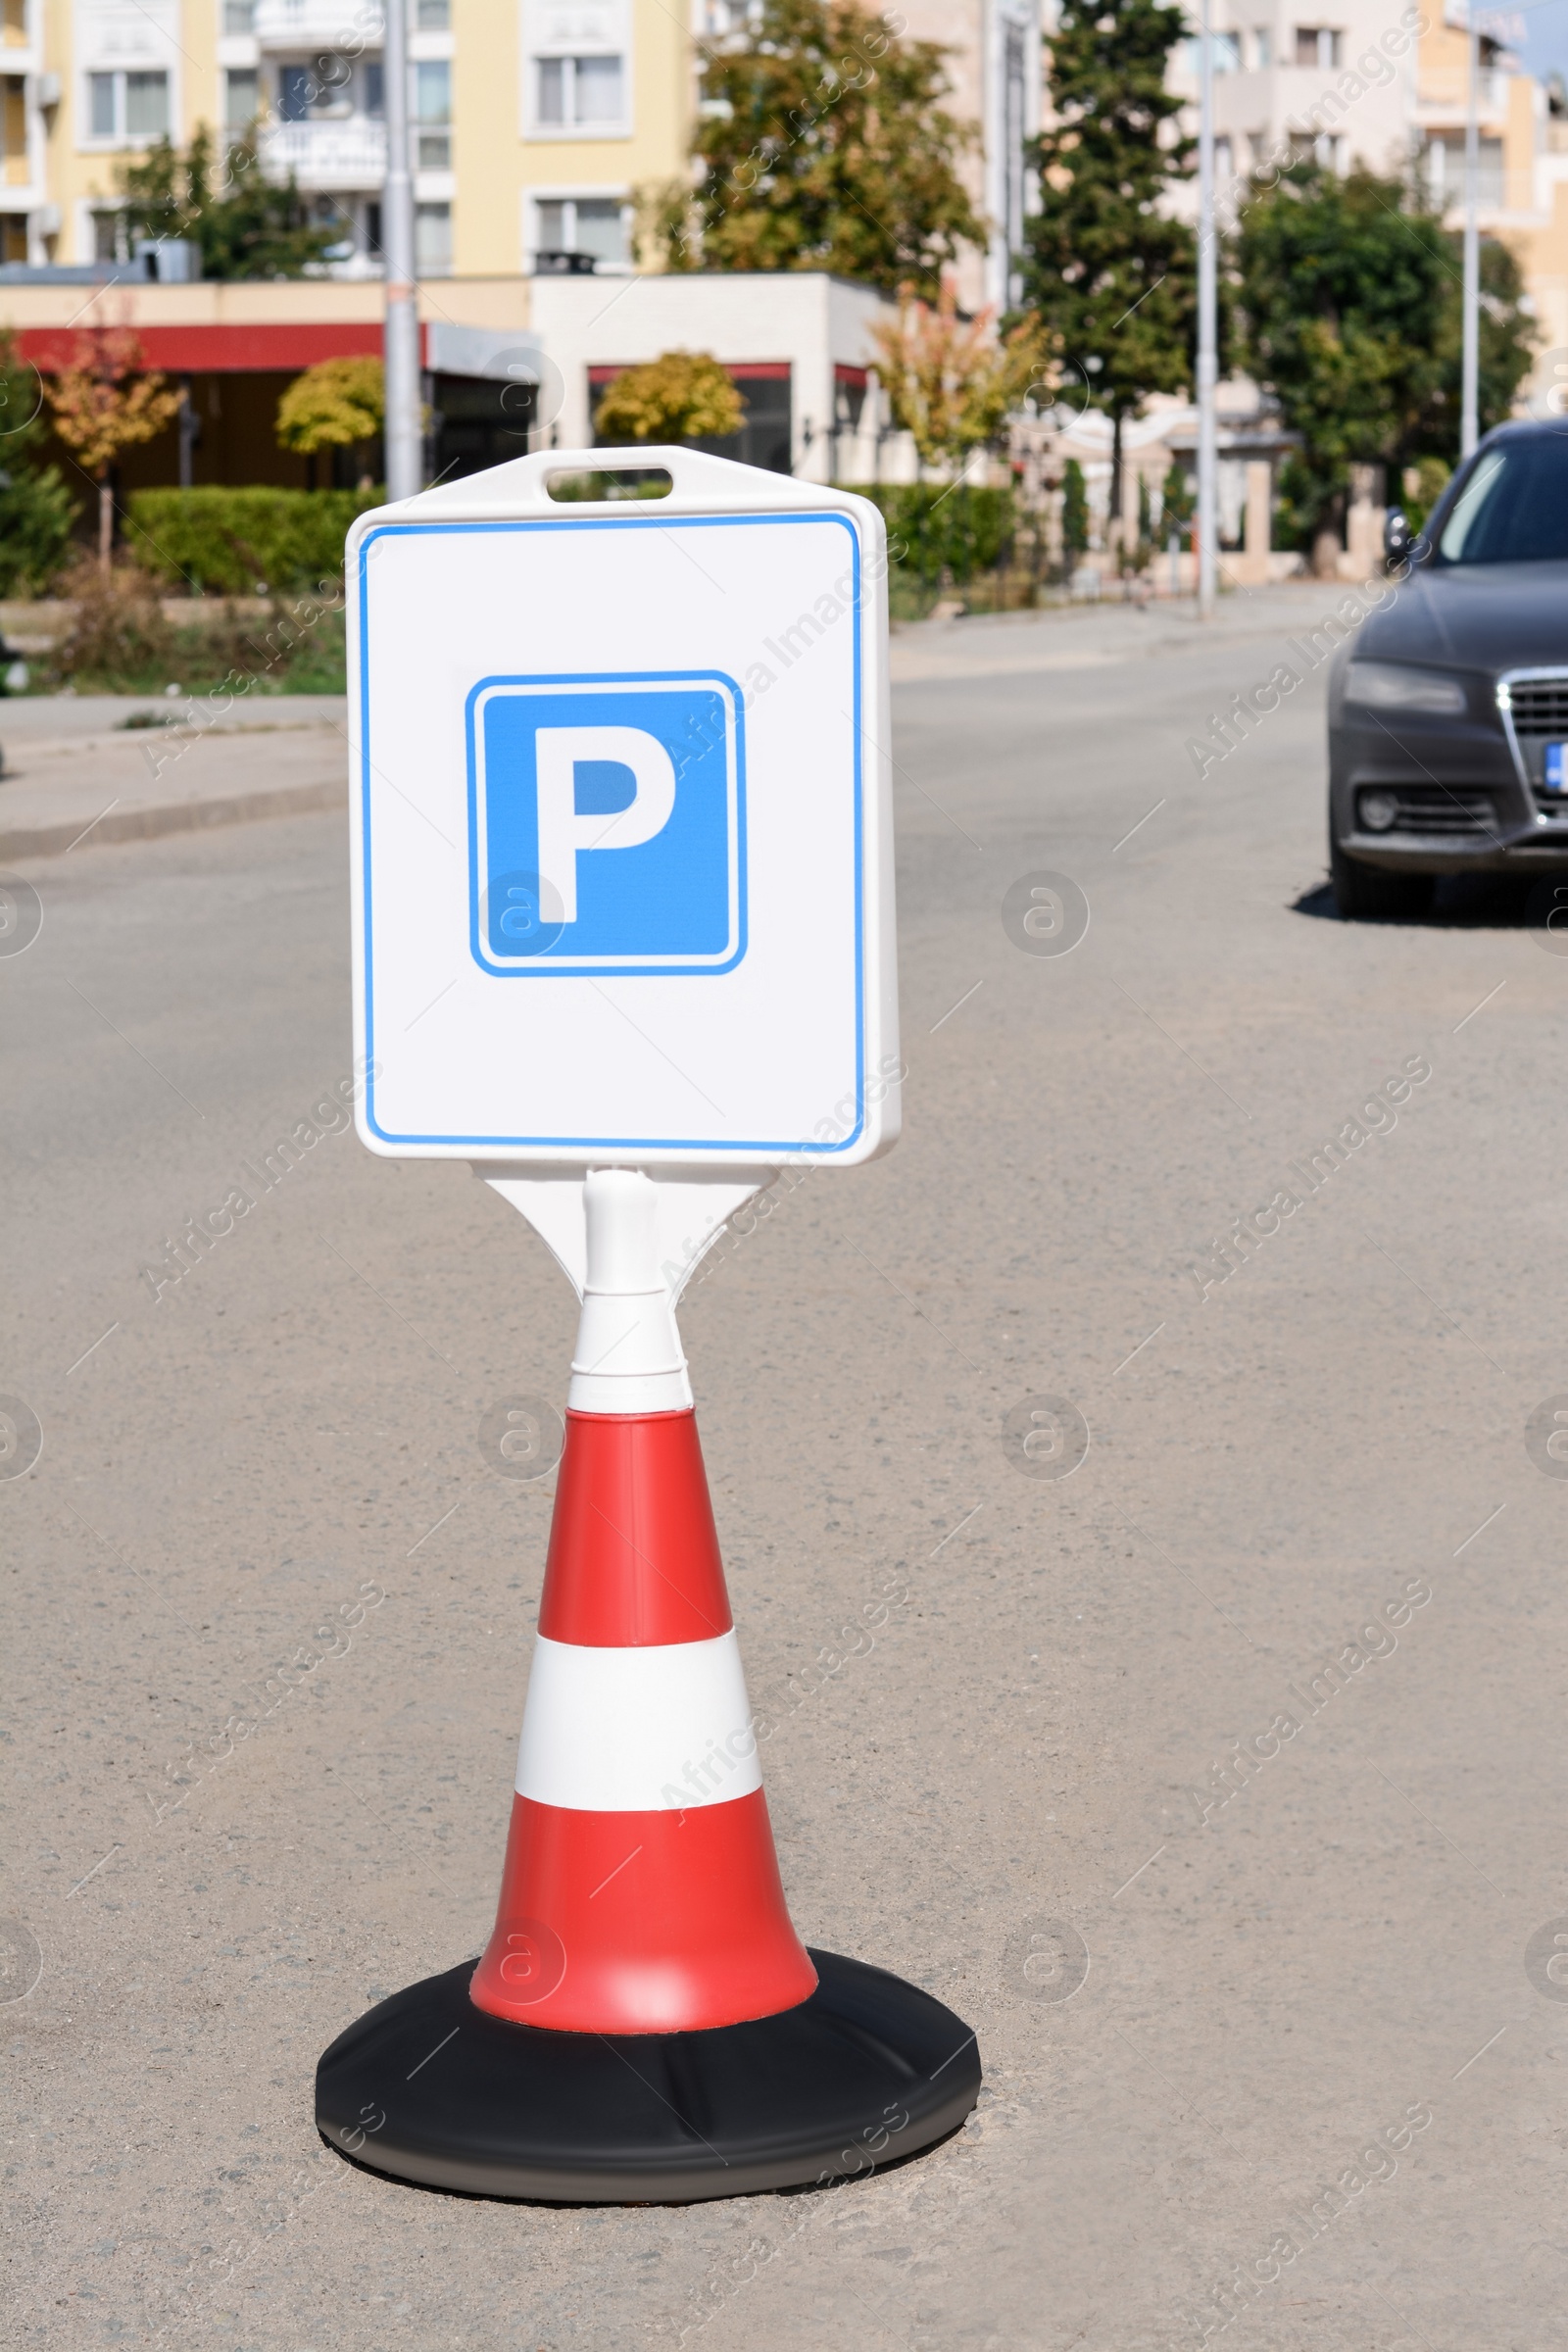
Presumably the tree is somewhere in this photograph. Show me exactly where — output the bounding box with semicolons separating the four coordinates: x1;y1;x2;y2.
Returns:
44;324;181;569
594;351;747;445
276;355;384;486
0;333;74;595
1159;460;1194;545
644;0;983;296
1235;162;1535;566
120;125;336;280
871;279;1046;472
1061;457;1089;563
1018;0;1197;543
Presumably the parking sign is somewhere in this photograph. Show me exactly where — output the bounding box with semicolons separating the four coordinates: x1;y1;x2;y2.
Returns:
349;448;898;1166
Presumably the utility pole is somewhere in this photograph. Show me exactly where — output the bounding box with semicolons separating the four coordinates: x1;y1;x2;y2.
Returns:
382;0;421;503
1460;4;1480;461
1197;0;1218;618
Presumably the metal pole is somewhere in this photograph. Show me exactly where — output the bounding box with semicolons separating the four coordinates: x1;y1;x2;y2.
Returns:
1460;9;1480;461
382;0;421;503
1197;0;1217;618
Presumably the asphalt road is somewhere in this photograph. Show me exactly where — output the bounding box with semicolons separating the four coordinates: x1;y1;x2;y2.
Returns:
7;581;1568;2351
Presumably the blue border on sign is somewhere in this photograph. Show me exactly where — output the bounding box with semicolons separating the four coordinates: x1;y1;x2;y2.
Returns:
464;668;749;978
357;512;865;1153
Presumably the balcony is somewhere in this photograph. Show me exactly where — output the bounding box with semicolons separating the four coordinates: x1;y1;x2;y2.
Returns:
260;115;385;188
1415;68;1512;119
254;0;383;54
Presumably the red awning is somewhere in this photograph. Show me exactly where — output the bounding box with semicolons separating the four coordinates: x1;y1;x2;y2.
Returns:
14;319;399;372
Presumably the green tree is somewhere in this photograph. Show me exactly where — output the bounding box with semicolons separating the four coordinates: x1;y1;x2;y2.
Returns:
1235;162;1535;564
120;125;335;280
643;0;983;295
1060;457;1090;564
1019;0;1196;544
1159;460;1195;545
0;334;74;596
594;351;747;444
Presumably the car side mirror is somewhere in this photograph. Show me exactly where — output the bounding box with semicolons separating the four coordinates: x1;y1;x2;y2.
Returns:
1384;508;1412;565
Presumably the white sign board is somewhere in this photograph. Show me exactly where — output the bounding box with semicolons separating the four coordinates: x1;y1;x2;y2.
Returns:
348;447;899;1170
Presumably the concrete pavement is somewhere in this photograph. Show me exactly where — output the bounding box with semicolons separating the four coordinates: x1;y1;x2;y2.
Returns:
5;579;1566;2351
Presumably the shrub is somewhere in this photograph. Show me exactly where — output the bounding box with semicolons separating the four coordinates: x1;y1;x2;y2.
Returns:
123;485;379;596
0;332;76;595
841;482;1014;585
594;351;745;445
50;558;176;685
0;458;75;596
275;357;384;465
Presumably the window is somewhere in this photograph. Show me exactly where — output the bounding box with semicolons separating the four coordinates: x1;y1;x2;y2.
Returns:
224;68;258;129
416;198;451;273
534;52;623;126
126;69;169;134
533;193;625;268
416;58;449;165
363;60;383;115
90;205;123;259
1252;26;1271;67
1294;26;1342;68
1289;127;1345;169
278;62;311;121
416;0;449;23
86;67;169;141
1213;31;1241;72
222;0;255;28
1214;134;1233;179
1426;131;1504;208
1437;437;1568;564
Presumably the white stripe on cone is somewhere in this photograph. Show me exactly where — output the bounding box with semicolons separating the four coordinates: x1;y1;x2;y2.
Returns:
514;1631;762;1813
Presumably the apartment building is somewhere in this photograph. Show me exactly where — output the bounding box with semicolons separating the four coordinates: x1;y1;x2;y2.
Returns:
6;0;690;272
1161;0;1568;410
896;0;1042;313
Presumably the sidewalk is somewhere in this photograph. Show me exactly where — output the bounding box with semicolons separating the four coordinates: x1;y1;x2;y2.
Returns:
0;694;348;859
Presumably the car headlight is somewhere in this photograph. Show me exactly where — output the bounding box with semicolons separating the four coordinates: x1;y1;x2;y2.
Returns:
1345;662;1467;714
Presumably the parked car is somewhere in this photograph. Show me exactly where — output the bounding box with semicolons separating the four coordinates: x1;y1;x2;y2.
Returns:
1328;420;1568;918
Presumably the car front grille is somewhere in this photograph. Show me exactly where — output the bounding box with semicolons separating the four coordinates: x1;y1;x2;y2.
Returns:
1363;786;1499;838
1502;672;1568;808
1505;679;1568;734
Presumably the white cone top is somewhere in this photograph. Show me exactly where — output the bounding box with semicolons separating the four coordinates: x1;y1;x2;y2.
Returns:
514;1631;761;1813
568;1168;693;1414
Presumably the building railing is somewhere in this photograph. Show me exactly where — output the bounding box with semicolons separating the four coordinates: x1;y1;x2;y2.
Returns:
260;115;386;185
254;0;383;54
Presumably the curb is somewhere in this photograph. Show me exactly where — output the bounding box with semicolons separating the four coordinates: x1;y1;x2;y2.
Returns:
0;775;346;860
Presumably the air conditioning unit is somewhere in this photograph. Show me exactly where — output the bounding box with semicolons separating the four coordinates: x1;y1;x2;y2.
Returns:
34;202;61;233
35;73;61;107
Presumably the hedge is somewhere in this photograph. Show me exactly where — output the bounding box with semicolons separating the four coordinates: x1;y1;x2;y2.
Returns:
840;483;1015;585
123;487;381;596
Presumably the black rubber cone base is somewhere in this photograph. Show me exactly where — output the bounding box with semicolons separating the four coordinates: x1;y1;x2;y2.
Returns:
316;1948;981;2204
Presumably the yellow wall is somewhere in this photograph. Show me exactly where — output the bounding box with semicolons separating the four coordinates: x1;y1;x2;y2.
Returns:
28;0;691;276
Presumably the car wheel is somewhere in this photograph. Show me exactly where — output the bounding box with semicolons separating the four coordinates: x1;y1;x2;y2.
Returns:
1330;845;1435;920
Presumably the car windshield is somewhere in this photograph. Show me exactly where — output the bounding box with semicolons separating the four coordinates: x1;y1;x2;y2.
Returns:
1437;432;1568;564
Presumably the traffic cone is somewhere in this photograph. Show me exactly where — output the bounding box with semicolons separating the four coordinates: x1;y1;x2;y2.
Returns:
468;1403;818;2033
317;1171;981;2203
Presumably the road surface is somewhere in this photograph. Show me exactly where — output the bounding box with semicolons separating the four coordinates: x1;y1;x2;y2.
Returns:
6;580;1565;2350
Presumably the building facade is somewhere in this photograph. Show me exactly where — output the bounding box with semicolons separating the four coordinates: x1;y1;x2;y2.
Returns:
2;0;692;273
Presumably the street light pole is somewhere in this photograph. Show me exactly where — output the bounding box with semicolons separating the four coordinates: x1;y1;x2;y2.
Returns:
382;0;422;503
1461;4;1481;461
1197;0;1218;619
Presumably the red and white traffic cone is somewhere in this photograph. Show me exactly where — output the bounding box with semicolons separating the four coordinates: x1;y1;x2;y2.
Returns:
317;1170;981;2202
470;1172;816;2031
